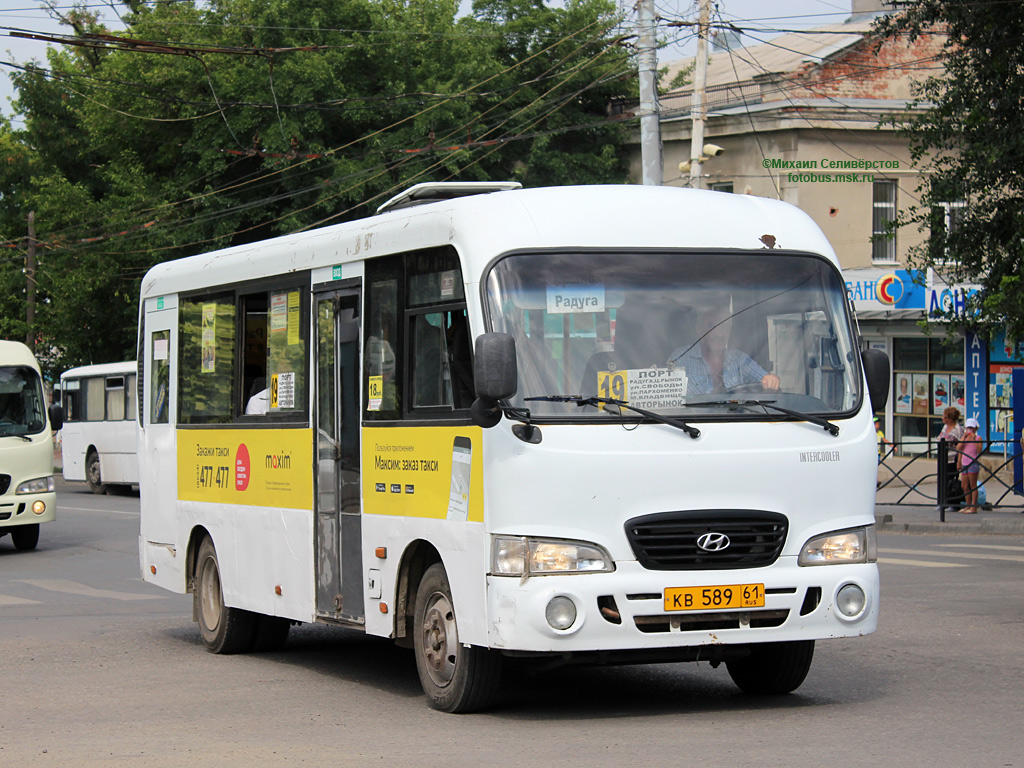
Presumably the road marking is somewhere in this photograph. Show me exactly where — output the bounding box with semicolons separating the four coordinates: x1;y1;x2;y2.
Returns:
20;579;163;601
934;544;1024;552
878;557;968;568
882;547;1024;564
59;505;137;516
0;594;41;606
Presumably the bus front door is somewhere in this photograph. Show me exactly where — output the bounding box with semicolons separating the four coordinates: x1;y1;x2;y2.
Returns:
314;285;363;623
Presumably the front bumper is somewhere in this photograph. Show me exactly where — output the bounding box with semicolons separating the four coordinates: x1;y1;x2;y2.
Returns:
486;558;878;653
0;490;57;528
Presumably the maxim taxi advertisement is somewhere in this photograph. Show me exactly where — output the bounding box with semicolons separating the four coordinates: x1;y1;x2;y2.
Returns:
177;428;313;510
363;426;483;522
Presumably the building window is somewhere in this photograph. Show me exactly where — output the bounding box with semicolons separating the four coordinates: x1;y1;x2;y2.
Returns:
872;180;897;263
932;201;965;263
710;181;733;193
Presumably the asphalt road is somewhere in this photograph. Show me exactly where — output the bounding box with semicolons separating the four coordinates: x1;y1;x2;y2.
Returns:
1;484;1022;767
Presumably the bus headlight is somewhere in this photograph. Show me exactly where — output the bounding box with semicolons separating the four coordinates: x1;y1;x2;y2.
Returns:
799;527;877;566
16;476;55;495
491;536;614;576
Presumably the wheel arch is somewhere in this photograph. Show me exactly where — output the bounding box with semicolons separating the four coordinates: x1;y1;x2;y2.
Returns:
186;525;212;599
393;539;442;648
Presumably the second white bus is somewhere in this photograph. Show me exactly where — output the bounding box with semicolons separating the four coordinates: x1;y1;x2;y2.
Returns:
137;182;889;712
60;361;138;494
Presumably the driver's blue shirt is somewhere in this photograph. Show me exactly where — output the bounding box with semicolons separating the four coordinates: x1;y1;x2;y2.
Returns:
669;346;769;394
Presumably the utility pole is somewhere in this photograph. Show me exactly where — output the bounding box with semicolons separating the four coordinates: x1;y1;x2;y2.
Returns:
25;210;36;352
688;0;711;189
637;0;662;185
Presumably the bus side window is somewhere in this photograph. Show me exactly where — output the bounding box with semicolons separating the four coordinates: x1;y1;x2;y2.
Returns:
242;293;268;415
126;375;136;422
86;377;105;422
151;330;170;424
62;379;82;422
411;313;451;408
105;376;125;421
446;310;474;409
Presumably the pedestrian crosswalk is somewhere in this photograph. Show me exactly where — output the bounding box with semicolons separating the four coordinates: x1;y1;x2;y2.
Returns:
879;542;1024;567
0;578;169;607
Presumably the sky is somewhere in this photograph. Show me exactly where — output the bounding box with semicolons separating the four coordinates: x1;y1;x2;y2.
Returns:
0;0;857;122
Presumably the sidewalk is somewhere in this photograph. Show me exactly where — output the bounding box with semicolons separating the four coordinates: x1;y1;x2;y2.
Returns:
875;476;1024;536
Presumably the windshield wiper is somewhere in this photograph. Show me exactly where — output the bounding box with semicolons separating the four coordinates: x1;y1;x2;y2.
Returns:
525;395;700;439
0;431;32;441
688;399;839;437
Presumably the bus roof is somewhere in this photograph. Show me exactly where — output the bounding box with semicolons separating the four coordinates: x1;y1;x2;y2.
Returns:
60;361;137;380
140;185;839;299
0;340;43;372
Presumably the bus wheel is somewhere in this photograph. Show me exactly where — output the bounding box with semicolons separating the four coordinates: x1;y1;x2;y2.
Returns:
412;563;502;713
85;450;105;495
11;524;40;551
195;537;256;654
726;640;815;694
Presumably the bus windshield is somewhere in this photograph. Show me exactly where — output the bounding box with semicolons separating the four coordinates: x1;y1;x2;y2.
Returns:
483;250;861;419
0;365;48;437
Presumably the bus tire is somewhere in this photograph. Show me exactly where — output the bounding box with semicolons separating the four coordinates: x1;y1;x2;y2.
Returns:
726;640;815;695
251;614;291;652
11;523;40;551
85;450;105;495
195;537;256;654
412;563;502;713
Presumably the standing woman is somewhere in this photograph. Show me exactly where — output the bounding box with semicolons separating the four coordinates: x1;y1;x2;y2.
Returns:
958;417;982;514
937;406;963;511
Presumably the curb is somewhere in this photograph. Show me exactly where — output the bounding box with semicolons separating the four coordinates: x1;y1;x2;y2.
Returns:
876;513;1024;536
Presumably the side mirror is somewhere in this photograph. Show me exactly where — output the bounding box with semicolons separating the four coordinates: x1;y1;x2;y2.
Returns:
49;403;64;431
861;348;890;415
471;333;517;428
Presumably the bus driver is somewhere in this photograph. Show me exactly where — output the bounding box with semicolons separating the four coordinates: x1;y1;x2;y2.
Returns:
669;304;780;395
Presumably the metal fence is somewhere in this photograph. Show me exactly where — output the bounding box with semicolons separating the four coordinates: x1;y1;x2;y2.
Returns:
877;438;1024;517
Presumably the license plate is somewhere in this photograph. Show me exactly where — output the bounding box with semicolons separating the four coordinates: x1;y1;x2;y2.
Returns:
664;584;765;612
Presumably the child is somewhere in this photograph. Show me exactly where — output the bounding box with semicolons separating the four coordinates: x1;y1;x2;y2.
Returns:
958;417;982;514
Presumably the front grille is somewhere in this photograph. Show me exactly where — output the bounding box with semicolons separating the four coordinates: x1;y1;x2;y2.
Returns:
0;474;10;495
634;610;790;633
625;510;788;570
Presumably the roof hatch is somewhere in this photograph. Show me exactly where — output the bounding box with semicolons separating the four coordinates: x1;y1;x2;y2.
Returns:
375;181;522;214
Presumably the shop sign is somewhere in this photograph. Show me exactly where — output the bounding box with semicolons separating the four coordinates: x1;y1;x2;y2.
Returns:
845;268;925;311
965;331;989;441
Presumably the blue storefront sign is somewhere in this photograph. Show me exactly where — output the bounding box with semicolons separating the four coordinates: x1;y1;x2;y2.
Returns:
965;331;989;442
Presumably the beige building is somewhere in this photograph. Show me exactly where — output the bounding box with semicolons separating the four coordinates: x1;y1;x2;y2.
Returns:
631;4;947;271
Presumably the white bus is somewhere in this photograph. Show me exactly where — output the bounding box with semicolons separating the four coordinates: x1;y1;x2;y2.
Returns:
60;361;139;494
0;340;63;550
138;183;889;712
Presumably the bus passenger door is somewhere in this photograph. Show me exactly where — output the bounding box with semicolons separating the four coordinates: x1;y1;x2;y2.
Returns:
314;285;363;623
139;296;178;585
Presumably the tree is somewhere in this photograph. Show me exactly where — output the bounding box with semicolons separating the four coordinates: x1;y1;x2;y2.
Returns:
0;0;635;377
875;4;1024;339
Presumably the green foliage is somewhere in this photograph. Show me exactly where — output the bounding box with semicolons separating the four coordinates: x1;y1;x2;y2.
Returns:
0;0;635;378
875;3;1024;339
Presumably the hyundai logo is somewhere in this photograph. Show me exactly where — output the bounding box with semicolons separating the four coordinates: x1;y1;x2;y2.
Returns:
696;532;731;552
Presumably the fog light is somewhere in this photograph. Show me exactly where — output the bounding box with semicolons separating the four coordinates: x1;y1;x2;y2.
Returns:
32;501;46;515
836;584;866;617
545;596;577;630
